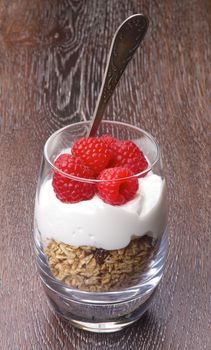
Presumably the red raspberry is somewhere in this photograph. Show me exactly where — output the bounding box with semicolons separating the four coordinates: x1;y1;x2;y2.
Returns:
72;137;112;175
109;140;148;175
100;134;117;146
97;167;139;205
52;154;95;203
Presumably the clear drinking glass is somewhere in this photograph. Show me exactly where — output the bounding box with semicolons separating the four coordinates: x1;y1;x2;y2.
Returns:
34;120;168;333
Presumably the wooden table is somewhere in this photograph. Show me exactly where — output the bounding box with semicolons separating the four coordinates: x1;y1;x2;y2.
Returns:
0;1;210;349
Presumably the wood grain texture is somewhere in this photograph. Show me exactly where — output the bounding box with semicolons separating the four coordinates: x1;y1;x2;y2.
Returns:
0;0;210;349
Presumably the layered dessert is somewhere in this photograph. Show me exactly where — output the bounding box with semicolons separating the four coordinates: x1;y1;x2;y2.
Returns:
36;134;167;292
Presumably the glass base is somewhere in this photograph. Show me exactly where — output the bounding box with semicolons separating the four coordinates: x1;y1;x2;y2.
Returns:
47;288;156;333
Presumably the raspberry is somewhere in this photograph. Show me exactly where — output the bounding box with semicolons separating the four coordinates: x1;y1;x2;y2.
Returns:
100;134;117;146
52;154;95;203
109;140;148;175
97;167;138;205
72;137;112;175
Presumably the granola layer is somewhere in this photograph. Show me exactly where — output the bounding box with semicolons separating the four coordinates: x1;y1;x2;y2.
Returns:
44;236;157;292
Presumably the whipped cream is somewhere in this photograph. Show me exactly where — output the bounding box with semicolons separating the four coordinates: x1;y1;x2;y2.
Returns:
35;172;167;250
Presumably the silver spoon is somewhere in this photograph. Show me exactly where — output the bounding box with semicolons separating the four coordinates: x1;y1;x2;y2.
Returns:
88;14;149;137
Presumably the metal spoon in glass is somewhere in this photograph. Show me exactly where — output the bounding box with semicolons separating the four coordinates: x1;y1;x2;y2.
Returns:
88;14;149;137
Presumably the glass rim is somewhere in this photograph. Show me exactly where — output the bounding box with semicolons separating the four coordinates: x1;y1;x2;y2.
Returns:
44;120;160;183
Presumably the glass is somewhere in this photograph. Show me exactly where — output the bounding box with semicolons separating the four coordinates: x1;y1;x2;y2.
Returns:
34;120;168;333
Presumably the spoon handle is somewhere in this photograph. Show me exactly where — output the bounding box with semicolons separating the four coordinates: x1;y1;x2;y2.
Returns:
88;14;149;137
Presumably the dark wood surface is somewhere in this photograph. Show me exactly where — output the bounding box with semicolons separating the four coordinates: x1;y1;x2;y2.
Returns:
0;1;210;349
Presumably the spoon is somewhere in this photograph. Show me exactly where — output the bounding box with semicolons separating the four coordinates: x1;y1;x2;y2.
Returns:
88;14;149;137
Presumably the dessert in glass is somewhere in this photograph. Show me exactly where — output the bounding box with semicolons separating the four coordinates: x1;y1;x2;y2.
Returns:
34;120;168;332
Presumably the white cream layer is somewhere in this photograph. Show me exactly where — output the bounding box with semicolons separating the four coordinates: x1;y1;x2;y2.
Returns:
35;172;167;250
